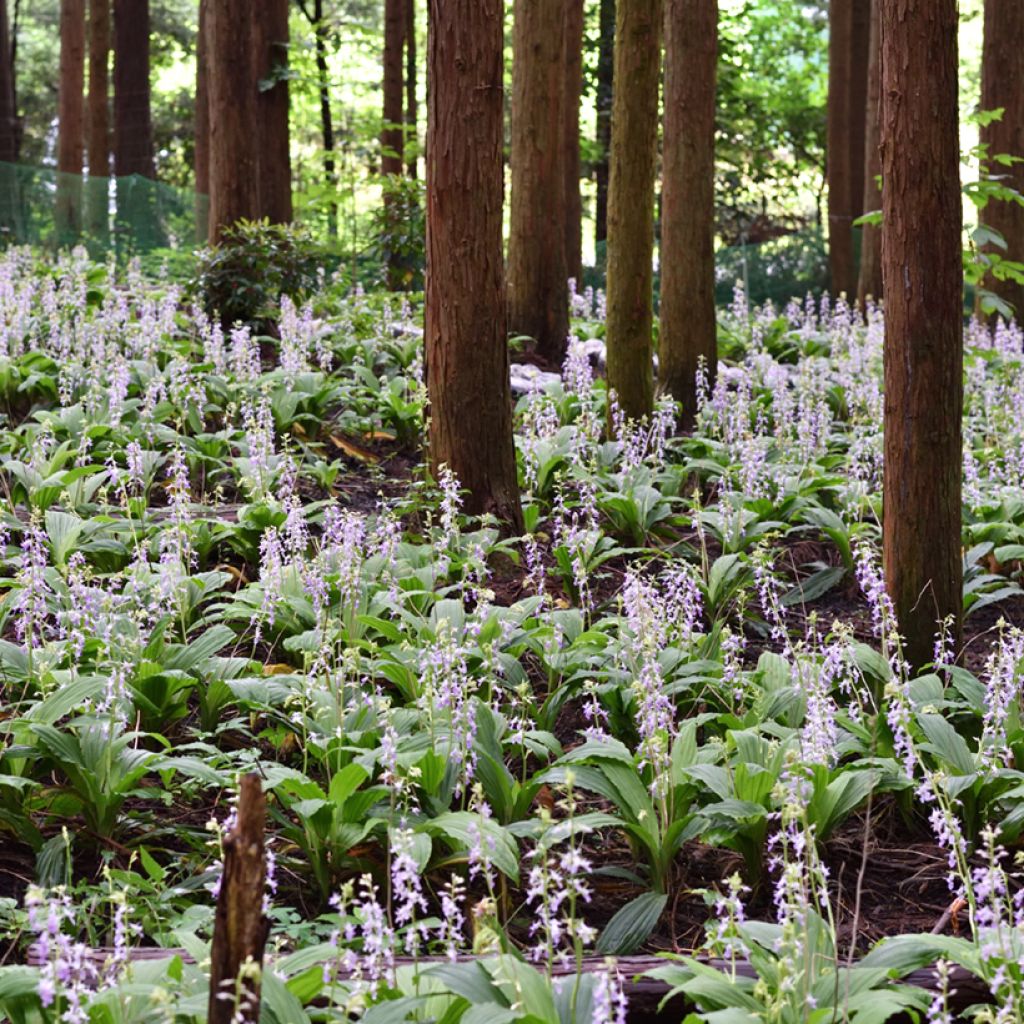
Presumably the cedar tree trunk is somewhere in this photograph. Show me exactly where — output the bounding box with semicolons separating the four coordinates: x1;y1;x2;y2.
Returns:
56;0;85;244
253;0;292;224
660;0;718;430
827;0;870;298
425;0;522;529
405;0;417;177
979;0;1024;318
382;0;405;287
881;0;963;671
206;0;259;243
0;0;16;163
857;0;883;306
195;0;209;241
86;0;110;242
113;0;153;177
508;0;569;364
595;0;615;255
564;0;585;287
605;0;662;421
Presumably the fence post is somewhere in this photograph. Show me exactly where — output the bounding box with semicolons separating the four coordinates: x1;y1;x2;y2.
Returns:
207;773;269;1024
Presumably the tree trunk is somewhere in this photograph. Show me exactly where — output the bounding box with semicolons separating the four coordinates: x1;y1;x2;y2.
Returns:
56;0;85;244
0;0;16;163
881;0;963;672
112;0;153;178
857;0;882;306
605;0;662;422
979;0;1024;319
311;0;337;237
253;0;291;224
405;0;417;178
206;0;258;242
827;0;870;298
660;0;718;431
194;0;209;242
563;0;585;287
382;0;405;288
206;775;268;1024
508;0;569;365
425;0;522;529
594;0;615;256
383;0;404;179
86;0;110;243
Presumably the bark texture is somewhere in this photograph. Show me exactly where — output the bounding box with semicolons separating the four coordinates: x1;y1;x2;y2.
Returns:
595;0;615;253
382;0;404;178
827;0;870;297
253;0;291;224
194;0;209;241
605;0;662;421
660;0;718;429
57;0;86;242
564;0;585;287
405;0;417;177
979;0;1024;318
382;0;405;287
425;0;522;529
0;0;16;163
508;0;569;364
112;0;153;177
857;0;883;306
207;774;268;1024
206;0;259;243
86;0;110;241
881;0;963;671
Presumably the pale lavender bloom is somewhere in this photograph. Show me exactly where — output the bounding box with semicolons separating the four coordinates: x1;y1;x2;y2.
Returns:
14;525;52;647
854;543;895;641
436;876;467;960
390;829;429;948
980;629;1024;768
591;967;629;1024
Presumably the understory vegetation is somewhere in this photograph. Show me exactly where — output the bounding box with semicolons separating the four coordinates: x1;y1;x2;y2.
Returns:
0;248;1023;1022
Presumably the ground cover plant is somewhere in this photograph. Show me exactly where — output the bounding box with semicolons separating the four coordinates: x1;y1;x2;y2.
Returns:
0;248;1022;1022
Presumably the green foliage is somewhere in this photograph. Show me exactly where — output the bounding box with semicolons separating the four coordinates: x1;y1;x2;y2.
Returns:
189;219;328;326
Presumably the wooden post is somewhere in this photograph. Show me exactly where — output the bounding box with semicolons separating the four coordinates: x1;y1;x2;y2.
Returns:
207;774;268;1024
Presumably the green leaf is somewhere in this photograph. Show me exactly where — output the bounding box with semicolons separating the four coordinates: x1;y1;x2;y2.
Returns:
917;713;976;775
596;892;668;954
420;813;520;883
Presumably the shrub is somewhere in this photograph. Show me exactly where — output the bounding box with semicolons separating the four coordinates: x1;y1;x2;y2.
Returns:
189;219;326;326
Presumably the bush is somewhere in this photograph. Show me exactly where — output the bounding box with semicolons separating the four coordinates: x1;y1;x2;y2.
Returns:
189;219;327;326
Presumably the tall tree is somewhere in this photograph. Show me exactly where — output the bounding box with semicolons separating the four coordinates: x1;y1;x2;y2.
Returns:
856;0;882;306
206;0;258;242
605;0;662;421
86;0;110;242
507;0;569;364
660;0;718;430
382;0;404;179
881;0;963;671
827;0;870;298
979;0;1024;318
564;0;585;287
404;0;417;177
382;0;405;287
194;0;209;241
0;0;19;237
56;0;85;244
594;0;615;255
297;0;337;236
112;0;153;178
425;0;521;528
253;0;292;224
0;0;16;163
